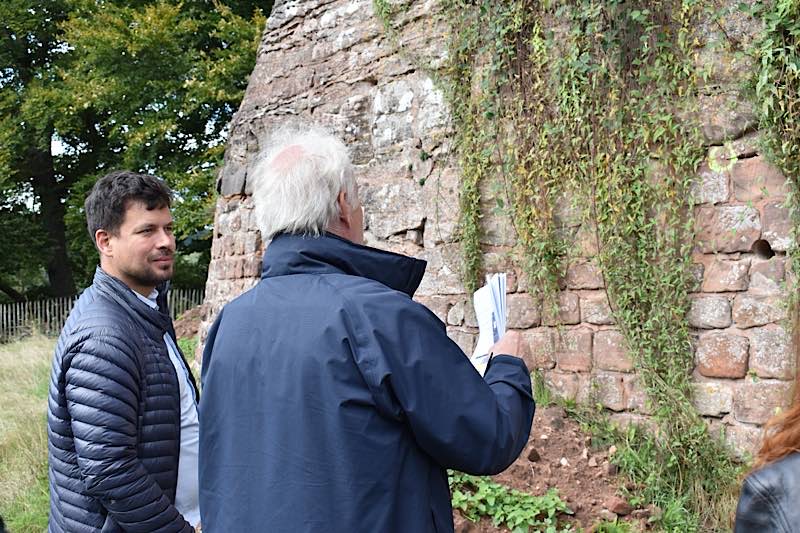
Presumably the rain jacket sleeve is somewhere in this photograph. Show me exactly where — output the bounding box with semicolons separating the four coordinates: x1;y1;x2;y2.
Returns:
346;291;535;475
63;330;193;533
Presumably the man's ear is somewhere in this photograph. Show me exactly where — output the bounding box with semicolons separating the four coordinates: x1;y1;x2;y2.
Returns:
95;229;113;258
336;191;352;227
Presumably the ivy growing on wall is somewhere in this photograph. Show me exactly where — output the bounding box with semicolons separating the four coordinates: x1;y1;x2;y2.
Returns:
749;0;800;315
374;0;755;529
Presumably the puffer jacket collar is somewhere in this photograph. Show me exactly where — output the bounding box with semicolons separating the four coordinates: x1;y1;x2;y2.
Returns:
91;267;173;336
262;233;427;298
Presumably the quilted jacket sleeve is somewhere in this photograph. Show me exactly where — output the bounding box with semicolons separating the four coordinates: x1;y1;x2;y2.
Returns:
64;331;193;533
350;292;535;475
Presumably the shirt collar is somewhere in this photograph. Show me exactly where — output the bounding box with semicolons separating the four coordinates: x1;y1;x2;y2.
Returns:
133;288;160;310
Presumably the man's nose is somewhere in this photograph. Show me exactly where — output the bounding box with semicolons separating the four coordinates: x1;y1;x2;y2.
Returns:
156;228;175;249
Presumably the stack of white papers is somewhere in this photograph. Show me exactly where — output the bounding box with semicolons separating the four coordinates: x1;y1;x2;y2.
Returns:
470;273;507;376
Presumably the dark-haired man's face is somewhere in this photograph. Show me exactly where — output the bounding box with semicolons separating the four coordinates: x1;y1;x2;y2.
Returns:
96;201;175;296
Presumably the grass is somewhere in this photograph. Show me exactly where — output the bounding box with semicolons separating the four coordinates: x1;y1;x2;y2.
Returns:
0;335;53;532
0;334;202;532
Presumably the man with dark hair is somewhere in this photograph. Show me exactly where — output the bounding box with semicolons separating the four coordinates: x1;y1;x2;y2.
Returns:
47;170;199;532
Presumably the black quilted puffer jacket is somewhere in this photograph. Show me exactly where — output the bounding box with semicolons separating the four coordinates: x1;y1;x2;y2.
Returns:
47;268;197;533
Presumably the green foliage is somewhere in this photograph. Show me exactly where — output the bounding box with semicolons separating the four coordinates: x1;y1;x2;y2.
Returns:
377;0;742;529
0;336;52;531
531;370;554;408
449;471;573;532
748;0;800;318
178;335;199;367
592;520;636;533
0;0;267;295
568;402;742;532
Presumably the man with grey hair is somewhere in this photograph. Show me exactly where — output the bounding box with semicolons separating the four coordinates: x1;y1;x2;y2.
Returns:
199;126;535;532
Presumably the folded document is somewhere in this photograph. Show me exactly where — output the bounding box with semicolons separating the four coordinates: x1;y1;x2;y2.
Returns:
470;273;507;375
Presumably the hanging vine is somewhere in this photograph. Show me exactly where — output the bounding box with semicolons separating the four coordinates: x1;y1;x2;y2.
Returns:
374;0;748;529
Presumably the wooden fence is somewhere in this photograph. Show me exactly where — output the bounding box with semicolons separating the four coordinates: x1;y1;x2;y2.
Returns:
0;288;205;343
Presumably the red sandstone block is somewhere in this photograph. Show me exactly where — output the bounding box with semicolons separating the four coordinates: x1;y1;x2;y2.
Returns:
734;378;794;424
730;156;788;202
555;328;593;372
695;330;748;379
594;329;633;372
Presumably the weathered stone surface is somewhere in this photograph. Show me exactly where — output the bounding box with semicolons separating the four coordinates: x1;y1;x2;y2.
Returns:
363;180;425;238
725;422;762;461
701;258;750;292
762;200;792;252
697;91;758;144
587;370;647;412
574;223;600;257
749;257;785;295
416;244;466;296
523;328;556;370
417;295;454;324
421;168;460;248
581;292;615;325
749;325;795;380
691;161;729;205
447;299;466;326
565;261;604;289
732;294;786;329
482;252;518;292
506;293;541;329
623;374;650;414
594;330;633;372
688;295;732;329
480;208;518;246
555;328;593;372
692;379;734;417
734;378;794;424
542;292;581;326
447;327;476;356
592;371;626;411
695;205;761;253
688;262;704;293
544;371;586;401
695;331;748;379
608;413;655;433
200;0;799;461
730;131;762;159
731;156;788;202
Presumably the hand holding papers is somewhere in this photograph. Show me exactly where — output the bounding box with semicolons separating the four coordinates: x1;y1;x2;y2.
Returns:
470;273;507;376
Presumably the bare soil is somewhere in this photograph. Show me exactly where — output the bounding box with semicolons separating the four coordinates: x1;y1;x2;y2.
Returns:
453;405;652;532
173;305;204;339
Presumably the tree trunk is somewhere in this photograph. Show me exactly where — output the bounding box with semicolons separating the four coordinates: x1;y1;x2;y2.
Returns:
0;278;25;302
29;145;75;297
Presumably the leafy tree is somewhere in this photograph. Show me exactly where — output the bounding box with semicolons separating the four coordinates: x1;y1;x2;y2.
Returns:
0;0;268;300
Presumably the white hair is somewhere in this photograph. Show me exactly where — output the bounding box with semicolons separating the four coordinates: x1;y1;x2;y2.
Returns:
251;125;357;239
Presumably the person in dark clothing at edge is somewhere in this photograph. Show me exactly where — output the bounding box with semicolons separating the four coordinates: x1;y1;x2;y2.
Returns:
199;125;536;532
47;171;200;532
735;374;800;532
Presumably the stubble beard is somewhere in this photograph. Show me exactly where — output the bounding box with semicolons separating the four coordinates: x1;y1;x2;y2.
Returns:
124;252;174;290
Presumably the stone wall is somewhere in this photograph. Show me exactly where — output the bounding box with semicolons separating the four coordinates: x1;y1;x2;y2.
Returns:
200;0;796;457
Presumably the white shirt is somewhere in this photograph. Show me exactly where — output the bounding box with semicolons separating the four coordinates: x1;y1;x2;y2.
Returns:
135;289;200;527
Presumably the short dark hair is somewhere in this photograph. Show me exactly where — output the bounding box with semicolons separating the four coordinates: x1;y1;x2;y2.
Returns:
85;170;172;244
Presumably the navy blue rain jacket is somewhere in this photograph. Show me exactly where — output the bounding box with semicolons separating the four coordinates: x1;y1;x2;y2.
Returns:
47;268;196;533
199;233;534;532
